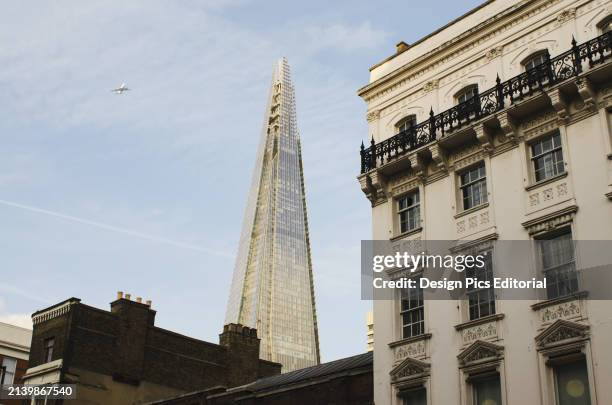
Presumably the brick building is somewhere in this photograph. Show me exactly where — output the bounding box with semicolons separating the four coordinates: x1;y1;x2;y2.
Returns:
147;351;373;405
0;321;31;405
22;293;280;405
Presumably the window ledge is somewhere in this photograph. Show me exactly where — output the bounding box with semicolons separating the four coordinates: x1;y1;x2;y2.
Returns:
390;227;423;241
388;333;432;348
530;290;588;311
525;171;568;192
454;313;505;331
454;202;489;219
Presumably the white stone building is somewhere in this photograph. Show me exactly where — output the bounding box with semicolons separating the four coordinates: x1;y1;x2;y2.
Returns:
357;0;612;404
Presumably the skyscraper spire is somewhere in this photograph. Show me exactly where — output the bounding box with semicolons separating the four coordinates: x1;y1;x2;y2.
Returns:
225;58;320;372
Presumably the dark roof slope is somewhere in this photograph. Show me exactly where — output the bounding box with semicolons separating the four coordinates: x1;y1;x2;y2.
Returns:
242;351;372;392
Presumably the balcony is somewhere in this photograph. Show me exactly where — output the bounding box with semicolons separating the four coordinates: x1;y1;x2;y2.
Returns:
359;32;612;174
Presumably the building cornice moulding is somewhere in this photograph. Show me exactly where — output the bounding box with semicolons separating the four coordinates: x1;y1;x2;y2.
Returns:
360;0;601;109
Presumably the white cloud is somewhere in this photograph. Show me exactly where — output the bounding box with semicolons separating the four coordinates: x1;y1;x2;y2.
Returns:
0;299;33;330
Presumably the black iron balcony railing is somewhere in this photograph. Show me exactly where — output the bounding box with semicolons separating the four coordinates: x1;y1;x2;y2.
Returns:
360;32;612;174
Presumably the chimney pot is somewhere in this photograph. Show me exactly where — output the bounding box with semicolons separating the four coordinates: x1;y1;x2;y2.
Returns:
136;297;142;303
125;293;131;300
117;291;124;300
146;300;152;307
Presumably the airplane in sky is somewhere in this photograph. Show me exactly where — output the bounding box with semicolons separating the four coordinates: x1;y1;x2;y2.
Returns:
111;83;130;94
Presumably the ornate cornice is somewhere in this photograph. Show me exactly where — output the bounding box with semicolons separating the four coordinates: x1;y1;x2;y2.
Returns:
359;0;567;103
521;204;578;235
457;340;504;367
535;319;589;349
32;298;80;325
389;356;431;383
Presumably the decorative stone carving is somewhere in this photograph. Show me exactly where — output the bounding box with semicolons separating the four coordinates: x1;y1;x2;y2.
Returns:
530;194;540;206
497;112;519;144
366;110;380;122
422;79;439;93
575;78;597;112
469;217;478;229
485;46;504;61
556;8;576;25
535;319;589;349
390;357;430;382
474;124;493;154
429;144;448;173
523;111;558;141
547;88;569;123
462;322;497;344
522;205;577;236
358;171;387;207
391;177;420;197
408;154;425;181
540;301;581;324
394;341;426;363
543;188;554;201
457;220;466;234
557;183;568;197
458;340;504;366
480;212;489;224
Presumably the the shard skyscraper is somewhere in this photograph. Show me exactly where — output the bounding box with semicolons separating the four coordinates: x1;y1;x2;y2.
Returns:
225;58;320;372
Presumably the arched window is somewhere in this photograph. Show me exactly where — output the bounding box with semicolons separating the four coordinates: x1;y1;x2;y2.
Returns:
455;85;478;105
522;51;549;71
597;15;612;33
395;115;417;133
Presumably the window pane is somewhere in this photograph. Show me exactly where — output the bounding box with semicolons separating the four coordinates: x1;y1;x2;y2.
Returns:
531;134;565;182
401;284;425;338
555;360;591;405
402;388;427;405
540;232;578;299
474;377;502;405
398;191;420;233
1;357;17;384
466;250;495;320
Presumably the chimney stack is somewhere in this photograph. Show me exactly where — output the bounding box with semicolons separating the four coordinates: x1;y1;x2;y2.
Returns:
136;297;142;303
396;41;410;54
125;293;131;300
145;300;152;307
117;291;124;300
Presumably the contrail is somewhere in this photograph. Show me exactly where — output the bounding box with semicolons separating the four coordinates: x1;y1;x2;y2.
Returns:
0;199;229;257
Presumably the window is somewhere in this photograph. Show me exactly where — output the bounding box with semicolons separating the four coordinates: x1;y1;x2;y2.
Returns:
455;85;479;104
523;51;549;71
460;163;487;210
398;191;420;234
44;337;55;363
554;359;591;405
466;250;495;320
597;15;612;33
539;230;578;300
472;375;502;405
1;357;17;385
400;388;427;405
400;283;424;338
396;115;417;133
531;132;565;182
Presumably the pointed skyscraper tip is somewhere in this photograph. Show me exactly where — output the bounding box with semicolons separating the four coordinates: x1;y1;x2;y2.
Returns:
224;56;320;373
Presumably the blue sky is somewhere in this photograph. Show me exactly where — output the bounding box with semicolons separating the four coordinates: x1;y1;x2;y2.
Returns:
0;0;481;361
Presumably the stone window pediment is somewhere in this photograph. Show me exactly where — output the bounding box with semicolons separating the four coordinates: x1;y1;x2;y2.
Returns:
535;319;589;350
457;340;504;367
389;356;430;383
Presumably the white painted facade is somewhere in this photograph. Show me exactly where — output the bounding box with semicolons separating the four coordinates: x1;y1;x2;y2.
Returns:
357;1;612;404
0;321;31;361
